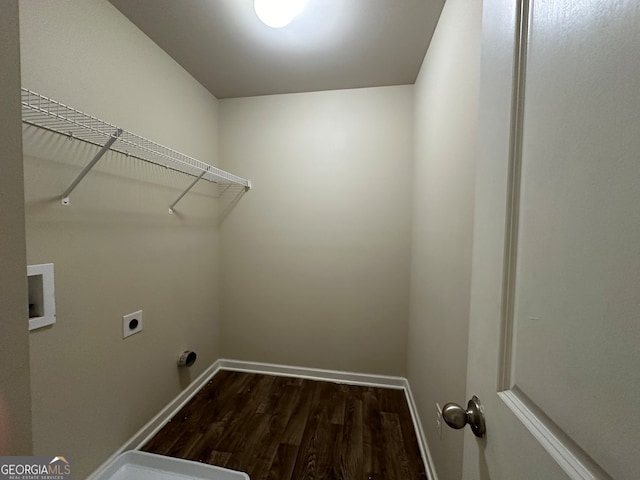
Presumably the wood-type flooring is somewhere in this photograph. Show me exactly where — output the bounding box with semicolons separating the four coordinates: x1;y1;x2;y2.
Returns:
142;370;428;480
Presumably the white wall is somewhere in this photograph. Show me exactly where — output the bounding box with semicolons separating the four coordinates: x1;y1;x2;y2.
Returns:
0;0;33;456
19;1;222;476
407;0;482;478
219;86;414;375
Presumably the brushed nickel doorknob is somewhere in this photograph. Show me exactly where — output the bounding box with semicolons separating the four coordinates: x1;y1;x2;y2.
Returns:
442;395;486;438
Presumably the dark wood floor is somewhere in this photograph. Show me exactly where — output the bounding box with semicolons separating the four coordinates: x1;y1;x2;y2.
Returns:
142;370;428;480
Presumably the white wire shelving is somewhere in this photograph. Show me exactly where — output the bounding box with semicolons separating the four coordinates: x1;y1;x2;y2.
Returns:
21;88;251;212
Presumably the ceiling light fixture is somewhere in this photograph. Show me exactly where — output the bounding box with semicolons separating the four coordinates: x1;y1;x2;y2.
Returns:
254;0;308;28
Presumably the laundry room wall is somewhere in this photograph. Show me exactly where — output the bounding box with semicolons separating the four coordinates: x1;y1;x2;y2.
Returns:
0;0;33;457
407;0;482;478
19;0;222;476
218;86;414;376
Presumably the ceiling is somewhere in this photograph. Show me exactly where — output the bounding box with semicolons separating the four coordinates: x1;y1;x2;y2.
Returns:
108;0;445;99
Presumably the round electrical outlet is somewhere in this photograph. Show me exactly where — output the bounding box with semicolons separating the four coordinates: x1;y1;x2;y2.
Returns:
123;310;143;338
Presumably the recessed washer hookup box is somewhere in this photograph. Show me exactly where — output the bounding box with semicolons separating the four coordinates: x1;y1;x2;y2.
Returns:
92;451;249;480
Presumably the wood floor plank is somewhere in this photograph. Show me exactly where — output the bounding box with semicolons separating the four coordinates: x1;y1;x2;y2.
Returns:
205;450;232;467
266;443;298;480
363;388;385;477
249;383;302;479
279;378;315;447
337;389;364;479
210;374;275;455
142;370;428;479
328;385;347;425
289;380;326;480
184;413;231;463
381;412;412;480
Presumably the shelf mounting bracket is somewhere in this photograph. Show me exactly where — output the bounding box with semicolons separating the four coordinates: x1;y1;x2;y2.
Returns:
168;166;210;214
61;128;123;205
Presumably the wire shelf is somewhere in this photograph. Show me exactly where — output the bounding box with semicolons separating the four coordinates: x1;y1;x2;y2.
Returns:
21;88;251;208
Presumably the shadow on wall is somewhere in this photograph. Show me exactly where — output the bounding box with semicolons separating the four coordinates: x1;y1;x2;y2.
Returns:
477;437;490;480
217;185;248;226
178;365;192;390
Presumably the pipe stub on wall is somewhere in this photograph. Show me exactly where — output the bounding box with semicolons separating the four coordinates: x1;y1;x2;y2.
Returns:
177;351;197;367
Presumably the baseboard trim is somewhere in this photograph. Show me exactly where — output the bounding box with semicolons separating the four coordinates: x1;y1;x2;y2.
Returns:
88;359;438;480
217;358;407;389
402;379;440;480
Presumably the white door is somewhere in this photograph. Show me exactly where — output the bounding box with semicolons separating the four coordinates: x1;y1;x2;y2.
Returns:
460;0;640;479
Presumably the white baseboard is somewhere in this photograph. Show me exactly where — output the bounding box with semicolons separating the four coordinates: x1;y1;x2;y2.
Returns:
402;379;439;480
88;359;438;480
216;358;407;389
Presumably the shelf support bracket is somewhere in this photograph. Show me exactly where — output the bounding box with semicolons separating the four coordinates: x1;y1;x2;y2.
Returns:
61;128;123;205
168;167;210;214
